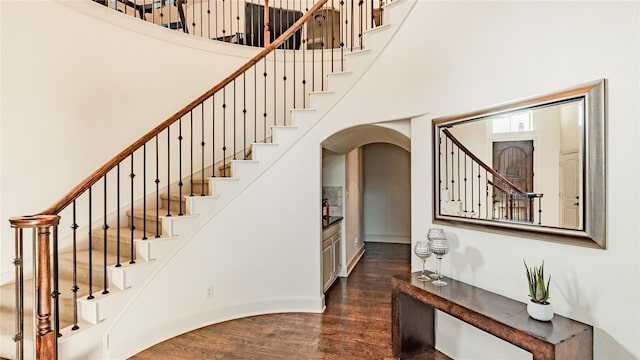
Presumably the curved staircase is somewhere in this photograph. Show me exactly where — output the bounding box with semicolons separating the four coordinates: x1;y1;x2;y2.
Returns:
0;0;415;358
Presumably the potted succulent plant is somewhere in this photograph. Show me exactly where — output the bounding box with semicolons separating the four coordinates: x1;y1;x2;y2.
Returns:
524;260;554;321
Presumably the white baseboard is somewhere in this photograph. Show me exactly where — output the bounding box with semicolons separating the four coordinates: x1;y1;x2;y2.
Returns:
363;235;410;244
340;245;365;277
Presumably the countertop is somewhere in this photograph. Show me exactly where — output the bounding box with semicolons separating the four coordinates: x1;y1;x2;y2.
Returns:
322;216;343;229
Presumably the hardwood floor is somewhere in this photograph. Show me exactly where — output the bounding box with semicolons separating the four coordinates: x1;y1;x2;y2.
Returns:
131;242;412;360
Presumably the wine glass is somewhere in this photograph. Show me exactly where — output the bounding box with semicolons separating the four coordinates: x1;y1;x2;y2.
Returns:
430;237;449;286
427;228;446;279
413;240;432;281
427;228;449;286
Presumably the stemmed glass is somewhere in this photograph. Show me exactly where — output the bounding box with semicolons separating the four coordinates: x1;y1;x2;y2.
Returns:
427;228;449;286
413;240;432;281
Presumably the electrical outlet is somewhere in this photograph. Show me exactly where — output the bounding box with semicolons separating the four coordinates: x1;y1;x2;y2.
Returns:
206;285;214;299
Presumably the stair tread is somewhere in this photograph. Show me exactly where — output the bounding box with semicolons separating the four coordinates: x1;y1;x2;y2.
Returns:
0;277;89;310
127;208;182;219
59;248;120;269
92;227;146;240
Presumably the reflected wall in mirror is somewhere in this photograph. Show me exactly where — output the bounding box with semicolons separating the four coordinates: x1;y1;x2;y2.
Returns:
433;80;606;248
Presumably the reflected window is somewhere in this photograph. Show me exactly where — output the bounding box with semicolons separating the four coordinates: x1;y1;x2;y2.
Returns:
492;111;533;133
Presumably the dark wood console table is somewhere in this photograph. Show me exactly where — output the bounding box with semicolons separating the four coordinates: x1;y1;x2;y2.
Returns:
391;273;593;360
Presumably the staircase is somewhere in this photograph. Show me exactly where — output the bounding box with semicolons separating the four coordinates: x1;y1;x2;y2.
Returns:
0;0;414;358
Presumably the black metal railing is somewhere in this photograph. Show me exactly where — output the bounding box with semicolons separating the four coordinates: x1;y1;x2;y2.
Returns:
96;0;391;51
439;128;543;224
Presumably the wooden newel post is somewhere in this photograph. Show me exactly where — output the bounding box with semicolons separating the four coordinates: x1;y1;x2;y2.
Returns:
10;214;60;360
264;0;270;47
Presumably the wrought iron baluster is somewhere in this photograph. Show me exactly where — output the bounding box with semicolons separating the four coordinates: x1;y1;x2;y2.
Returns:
201;104;206;195
331;0;335;72
71;201;80;330
191;0;196;34
283;42;287;124
302;3;308;108
102;175;109;294
243;73;247;158
340;0;345;70
359;0;363;49
142;146;147;240
229;0;233;43
464;153;468;213
457;146;461;201
350;0;354;51
88;187;94;300
292;11;297;109
263;60;268;141
477;164;481;217
444;136;449;190
155;136;161;238
538;197;542;225
116;165;122;265
223;87;228;176
179;117;184;215
485;169;489;219
166;128;172;217
451;141;455;198
470;161;474;217
222;0;226;40
254;64;258;143
321;6;325;92
130;154;136;263
235;0;240;43
370;0;374;28
234;79;237;159
273;52;277;125
207;0;211;39
53;224;60;339
212;95;216;178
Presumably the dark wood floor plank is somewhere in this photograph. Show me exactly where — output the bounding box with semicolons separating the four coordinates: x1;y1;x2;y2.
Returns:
131;242;411;359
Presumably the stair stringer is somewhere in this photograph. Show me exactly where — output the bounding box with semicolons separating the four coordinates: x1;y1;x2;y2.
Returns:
53;1;416;358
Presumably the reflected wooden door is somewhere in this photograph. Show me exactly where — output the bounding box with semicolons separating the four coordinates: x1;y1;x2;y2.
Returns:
492;141;534;221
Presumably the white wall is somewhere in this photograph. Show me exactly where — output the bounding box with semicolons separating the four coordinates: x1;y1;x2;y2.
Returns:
276;1;637;358
343;147;364;273
395;2;638;358
362;143;411;243
322;153;345;186
2;1;638;359
0;0;260;281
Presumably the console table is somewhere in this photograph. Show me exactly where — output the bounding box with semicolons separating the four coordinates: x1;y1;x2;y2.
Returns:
391;273;593;360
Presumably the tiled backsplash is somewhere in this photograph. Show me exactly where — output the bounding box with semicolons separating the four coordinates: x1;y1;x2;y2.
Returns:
322;186;343;217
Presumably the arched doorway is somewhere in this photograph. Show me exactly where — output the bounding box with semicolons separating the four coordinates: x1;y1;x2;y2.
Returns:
321;123;411;285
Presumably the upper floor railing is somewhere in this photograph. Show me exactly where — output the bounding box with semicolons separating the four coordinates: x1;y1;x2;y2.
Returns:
94;0;389;51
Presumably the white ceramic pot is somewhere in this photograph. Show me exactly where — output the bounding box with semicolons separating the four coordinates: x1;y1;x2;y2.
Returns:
527;301;554;321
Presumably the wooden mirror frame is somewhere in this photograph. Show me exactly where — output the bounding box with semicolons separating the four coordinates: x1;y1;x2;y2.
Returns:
432;79;606;248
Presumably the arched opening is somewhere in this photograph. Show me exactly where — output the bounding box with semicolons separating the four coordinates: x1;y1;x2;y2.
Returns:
320;123;411;292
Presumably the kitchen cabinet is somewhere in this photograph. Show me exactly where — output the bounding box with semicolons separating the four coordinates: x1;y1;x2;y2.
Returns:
322;219;342;292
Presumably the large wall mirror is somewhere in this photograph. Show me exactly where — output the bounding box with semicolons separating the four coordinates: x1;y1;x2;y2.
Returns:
433;80;606;248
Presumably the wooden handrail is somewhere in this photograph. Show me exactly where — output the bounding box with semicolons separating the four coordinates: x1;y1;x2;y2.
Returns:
39;0;329;216
441;128;542;198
